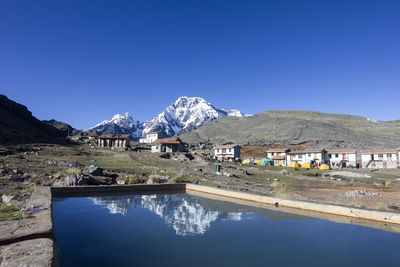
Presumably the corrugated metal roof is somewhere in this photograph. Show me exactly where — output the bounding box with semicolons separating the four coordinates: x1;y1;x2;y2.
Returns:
361;148;398;154
288;148;325;154
266;148;290;153
214;145;240;149
326;149;357;153
98;134;130;139
159;141;181;144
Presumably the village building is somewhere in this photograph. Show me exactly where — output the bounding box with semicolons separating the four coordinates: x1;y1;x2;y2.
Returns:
361;149;398;169
326;149;357;168
139;131;166;143
266;148;290;166
287;148;327;166
398;148;400;168
214;145;241;161
98;134;130;149
88;131;99;141
151;137;186;153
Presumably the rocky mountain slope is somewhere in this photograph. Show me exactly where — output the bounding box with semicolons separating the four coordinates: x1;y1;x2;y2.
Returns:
0;95;66;144
87;96;245;138
180;110;400;149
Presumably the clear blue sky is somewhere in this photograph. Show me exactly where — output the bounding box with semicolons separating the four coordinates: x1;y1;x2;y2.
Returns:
1;0;399;129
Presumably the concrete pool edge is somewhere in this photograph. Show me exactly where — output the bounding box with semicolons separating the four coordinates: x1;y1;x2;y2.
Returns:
0;186;56;267
3;183;400;266
185;184;400;226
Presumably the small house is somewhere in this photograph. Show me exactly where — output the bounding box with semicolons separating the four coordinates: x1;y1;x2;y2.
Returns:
361;149;398;169
266;148;290;166
326;149;357;168
287;148;326;166
151;137;185;153
139;131;166;144
88;131;99;141
98;134;130;149
214;145;240;161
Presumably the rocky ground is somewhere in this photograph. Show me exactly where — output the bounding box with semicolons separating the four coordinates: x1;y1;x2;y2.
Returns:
1;142;400;265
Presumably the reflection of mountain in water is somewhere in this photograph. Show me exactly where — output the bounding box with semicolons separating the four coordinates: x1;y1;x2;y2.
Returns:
90;194;242;236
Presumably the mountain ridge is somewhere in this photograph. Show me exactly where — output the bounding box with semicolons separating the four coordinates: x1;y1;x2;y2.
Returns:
0;94;67;144
179;110;400;148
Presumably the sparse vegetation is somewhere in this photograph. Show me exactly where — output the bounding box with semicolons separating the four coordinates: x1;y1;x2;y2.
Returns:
0;143;399;213
378;203;387;210
65;168;81;175
0;204;23;221
385;180;394;187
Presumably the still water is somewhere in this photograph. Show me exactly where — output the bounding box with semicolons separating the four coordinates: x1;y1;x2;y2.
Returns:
52;192;400;267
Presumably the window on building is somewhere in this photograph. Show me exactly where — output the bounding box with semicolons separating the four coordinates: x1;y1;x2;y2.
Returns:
335;154;339;158
388;154;392;158
378;154;383;159
299;155;303;159
329;154;332;158
308;153;311;157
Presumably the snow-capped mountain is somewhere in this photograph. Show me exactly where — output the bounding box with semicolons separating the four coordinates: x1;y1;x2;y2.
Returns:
86;112;143;138
86;97;245;138
90;194;243;236
142;96;245;136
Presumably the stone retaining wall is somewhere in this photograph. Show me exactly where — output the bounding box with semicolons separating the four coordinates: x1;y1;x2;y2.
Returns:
51;183;186;196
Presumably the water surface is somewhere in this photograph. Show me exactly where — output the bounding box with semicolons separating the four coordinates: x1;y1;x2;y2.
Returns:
52;192;400;267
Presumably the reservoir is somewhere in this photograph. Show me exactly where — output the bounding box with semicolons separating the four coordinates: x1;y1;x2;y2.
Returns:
52;192;400;267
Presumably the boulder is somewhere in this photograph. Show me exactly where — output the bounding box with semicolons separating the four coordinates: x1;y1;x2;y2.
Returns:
158;176;171;183
116;178;126;185
280;169;289;176
88;165;103;176
64;175;77;186
2;194;14;205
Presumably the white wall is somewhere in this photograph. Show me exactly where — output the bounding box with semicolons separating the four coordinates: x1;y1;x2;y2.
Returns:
214;147;240;161
288;152;325;165
362;153;398;168
328;153;357;167
151;145;160;153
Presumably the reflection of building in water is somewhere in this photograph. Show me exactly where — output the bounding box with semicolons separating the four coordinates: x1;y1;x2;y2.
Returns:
90;194;242;236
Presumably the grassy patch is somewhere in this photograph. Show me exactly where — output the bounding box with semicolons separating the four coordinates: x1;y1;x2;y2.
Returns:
0;204;23;221
378;203;387;210
11;184;35;197
64;168;81;175
172;174;200;184
385;180;395;187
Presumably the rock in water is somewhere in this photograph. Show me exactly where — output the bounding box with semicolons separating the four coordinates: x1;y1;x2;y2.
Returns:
88;165;103;176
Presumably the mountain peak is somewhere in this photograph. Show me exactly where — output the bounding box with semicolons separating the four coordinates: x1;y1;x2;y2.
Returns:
111;112;132;121
87;112;142;137
142;96;245;137
87;96;246;138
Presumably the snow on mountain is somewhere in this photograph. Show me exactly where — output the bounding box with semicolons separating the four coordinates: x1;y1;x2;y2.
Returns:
86;97;246;138
90;194;243;236
142;96;245;137
86;112;143;137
